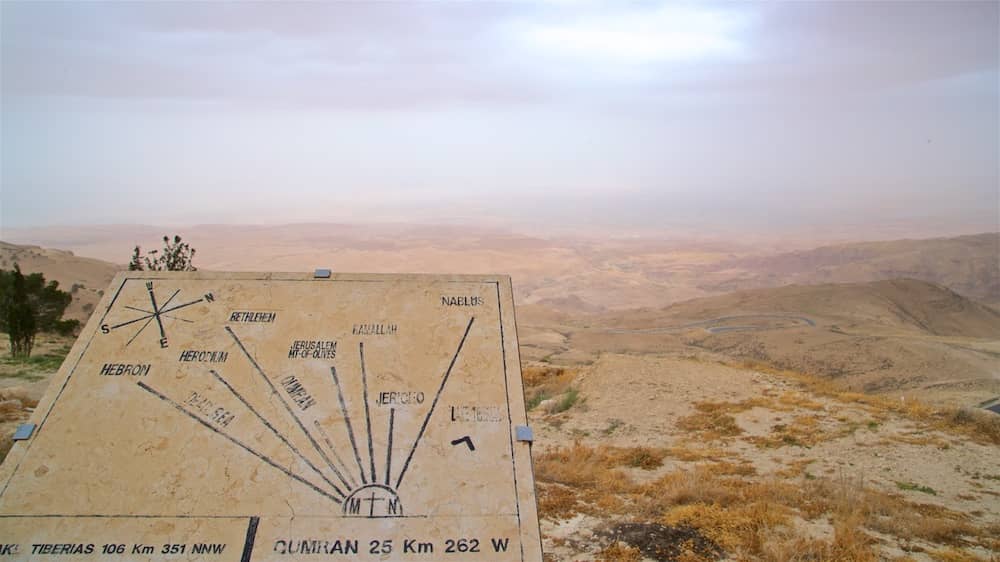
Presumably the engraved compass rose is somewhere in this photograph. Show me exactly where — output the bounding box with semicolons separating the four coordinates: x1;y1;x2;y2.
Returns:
100;281;214;348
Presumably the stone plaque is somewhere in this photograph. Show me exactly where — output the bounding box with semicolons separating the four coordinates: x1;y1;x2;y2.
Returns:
0;272;542;561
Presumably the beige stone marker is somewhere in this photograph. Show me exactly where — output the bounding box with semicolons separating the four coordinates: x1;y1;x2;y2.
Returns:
0;272;542;561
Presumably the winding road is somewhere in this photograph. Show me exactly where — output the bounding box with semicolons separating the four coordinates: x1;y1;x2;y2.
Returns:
605;314;816;335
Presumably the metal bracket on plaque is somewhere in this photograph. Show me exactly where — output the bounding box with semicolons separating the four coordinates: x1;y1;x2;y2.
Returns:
314;268;332;278
515;425;534;443
12;423;36;441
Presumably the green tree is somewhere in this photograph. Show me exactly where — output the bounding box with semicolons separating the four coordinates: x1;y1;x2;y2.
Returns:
0;265;79;357
0;265;38;357
0;263;80;356
129;235;197;271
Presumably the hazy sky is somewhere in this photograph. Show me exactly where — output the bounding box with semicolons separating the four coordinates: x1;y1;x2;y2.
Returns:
1;1;997;235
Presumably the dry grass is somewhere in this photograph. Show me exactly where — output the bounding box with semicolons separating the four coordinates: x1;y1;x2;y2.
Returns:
605;446;669;470
887;433;953;449
523;364;576;391
759;514;879;562
775;391;825;411
699;460;756;477
665;444;736;462
748;414;834;449
535;443;992;559
534;443;669;519
928;548;993;561
536;443;667;485
677;393;845;449
676;404;744;440
775;459;814;479
522;364;578;411
735;359;1000;445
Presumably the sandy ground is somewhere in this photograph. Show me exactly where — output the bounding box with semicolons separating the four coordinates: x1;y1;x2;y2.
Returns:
528;353;1000;561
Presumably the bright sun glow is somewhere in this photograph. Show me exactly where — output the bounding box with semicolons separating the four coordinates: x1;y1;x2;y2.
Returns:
520;4;749;64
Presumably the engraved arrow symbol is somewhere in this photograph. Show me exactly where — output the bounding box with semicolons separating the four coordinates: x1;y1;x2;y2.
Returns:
450;436;475;451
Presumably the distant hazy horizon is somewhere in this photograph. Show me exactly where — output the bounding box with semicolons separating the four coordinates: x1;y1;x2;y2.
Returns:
2;1;997;235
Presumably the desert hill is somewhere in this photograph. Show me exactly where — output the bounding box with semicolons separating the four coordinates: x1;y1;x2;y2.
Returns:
521;280;1000;407
3;225;997;314
703;232;1000;305
604;279;1000;339
0;241;119;322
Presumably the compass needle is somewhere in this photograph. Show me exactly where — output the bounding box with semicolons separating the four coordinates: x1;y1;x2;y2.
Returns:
105;285;198;346
146;282;167;340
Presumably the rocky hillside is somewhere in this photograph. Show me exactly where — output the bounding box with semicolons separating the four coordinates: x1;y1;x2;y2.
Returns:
0;241;119;323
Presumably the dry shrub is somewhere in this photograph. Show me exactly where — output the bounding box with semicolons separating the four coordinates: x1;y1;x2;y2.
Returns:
661;502;789;553
636;470;735;516
0;433;12;463
700;460;756;477
943;409;1000;445
605;446;668;470
535;442;635;491
596;542;642;562
522;364;578;410
830;513;879;561
536;483;582;520
748;415;832;449
676;409;743;440
536;443;667;482
0;387;38;409
0;399;27;422
522;364;575;391
534;443;657;519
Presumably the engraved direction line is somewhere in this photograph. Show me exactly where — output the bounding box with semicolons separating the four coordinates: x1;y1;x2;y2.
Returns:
396;316;475;490
312;420;359;490
225;327;351;497
330;366;368;485
157;297;204;316
496;281;526;562
135;381;341;505
125;306;194;323
240;516;260;562
208;369;345;496
360;342;376;484
125;316;157;347
385;408;395;487
110;313;155;331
